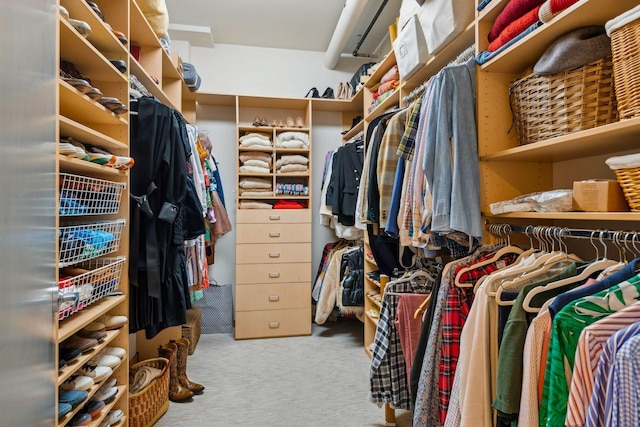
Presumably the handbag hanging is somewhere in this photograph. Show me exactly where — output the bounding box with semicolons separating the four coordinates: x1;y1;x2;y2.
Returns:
393;14;429;81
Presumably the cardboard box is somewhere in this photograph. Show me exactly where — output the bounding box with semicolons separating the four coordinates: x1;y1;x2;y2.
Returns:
572;180;629;212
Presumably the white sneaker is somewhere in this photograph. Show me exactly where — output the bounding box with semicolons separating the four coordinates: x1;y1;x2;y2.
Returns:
79;363;112;383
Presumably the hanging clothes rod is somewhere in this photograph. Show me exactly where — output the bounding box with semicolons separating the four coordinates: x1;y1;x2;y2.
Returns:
487;223;640;241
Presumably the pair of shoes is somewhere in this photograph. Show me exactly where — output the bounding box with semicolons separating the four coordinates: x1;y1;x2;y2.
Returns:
109;59;127;74
59;389;89;409
305;87;320;98
60;61;103;100
78;362;112;383
83;399;105;418
97;97;128;115
295;116;305;128
85;1;104;21
61;335;99;354
321;87;335;99
69;411;92;426
270;119;286;127
336;82;354;99
252;116;268;127
106;409;123;424
158;338;204;402
69;18;92;38
61;374;95;391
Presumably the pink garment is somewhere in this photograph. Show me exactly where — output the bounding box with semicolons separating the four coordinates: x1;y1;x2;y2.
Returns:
395;293;430;380
488;6;542;52
380;65;399;84
488;0;546;42
377;80;400;96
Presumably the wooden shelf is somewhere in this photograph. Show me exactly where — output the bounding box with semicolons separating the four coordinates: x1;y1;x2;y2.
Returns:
484;212;640;222
480;118;640;162
59;81;128;127
365;89;400;120
129;56;180;111
196;92;237;106
58;155;129;177
342;120;364;141
57;329;122;386
364;50;397;89
59;116;128;152
57;294;126;342
129;0;161;47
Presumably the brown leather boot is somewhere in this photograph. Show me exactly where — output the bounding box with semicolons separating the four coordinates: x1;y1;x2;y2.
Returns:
171;338;205;395
158;343;193;402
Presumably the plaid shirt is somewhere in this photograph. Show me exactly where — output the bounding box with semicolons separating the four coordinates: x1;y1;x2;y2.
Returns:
413;245;502;426
397;93;425;162
370;277;432;410
606;333;640;427
438;252;519;423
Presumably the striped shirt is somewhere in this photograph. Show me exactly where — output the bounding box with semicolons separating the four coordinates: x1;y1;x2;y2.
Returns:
585;320;640;426
566;301;640;426
606;333;640;427
539;274;640;427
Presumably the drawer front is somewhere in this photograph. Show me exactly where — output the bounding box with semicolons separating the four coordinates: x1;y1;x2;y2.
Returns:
236;263;311;284
234;307;311;339
236;223;311;244
236;243;311;264
236;209;311;224
235;283;309;311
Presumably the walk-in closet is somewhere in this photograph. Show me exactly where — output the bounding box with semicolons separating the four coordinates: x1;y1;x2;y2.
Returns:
6;0;640;425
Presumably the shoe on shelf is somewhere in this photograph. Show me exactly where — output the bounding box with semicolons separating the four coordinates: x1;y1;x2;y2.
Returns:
68;18;91;38
59;389;89;408
61;374;95;391
83;399;105;418
295;116;305;128
85;1;105;21
106;409;123;424
321;87;335;99
111;29;128;45
69;411;92;426
260;116;268;126
89;353;121;369
77;328;107;342
252;116;262;126
304;87;320;98
61;335;99;354
286;116;295;128
98;346;126;360
270;119;278;127
58;402;72;420
96;313;129;330
109;59;127;73
90;385;118;404
59;6;69;20
79;362;112;383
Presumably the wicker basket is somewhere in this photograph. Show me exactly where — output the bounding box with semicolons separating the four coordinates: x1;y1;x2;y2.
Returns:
129;357;170;427
610;17;640;119
509;56;619;146
612;166;640;211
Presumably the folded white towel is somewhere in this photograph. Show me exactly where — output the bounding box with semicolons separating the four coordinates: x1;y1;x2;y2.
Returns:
606;5;640;36
606;152;640;170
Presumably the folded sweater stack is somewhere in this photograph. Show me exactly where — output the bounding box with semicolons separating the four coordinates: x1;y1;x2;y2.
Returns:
238;176;273;197
276;131;309;149
239;132;272;148
239;150;272;174
276;154;309;174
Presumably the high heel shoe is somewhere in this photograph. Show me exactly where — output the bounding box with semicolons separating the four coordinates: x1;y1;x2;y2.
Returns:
305;87;320;98
321;87;335;99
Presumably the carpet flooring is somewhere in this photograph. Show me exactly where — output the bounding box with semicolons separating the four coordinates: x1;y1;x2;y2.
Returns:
153;319;412;427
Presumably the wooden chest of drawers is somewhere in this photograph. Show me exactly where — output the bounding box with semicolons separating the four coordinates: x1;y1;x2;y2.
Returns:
235;209;312;339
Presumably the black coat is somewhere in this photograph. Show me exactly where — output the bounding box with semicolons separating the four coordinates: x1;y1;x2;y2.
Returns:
327;141;364;226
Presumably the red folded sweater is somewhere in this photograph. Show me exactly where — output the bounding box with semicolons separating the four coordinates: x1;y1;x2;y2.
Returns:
488;5;542;52
488;0;546;42
550;0;578;13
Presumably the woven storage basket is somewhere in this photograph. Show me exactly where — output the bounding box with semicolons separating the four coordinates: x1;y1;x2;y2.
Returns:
612;166;640;211
610;17;640;119
509;56;618;146
129;357;170;427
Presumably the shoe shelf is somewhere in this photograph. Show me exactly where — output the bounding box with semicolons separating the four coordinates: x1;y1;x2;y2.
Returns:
59;81;128;127
59;116;128;152
57;383;127;427
57;329;122;386
58;294;126;342
60;0;128;59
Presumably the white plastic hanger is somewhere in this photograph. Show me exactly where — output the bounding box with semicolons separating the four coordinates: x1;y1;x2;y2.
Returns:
454;224;523;288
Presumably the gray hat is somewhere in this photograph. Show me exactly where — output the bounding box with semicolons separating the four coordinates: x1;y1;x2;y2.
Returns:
533;26;611;75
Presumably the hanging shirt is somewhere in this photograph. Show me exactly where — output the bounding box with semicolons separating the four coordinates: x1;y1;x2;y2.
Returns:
585;320;640;426
605;333;640;427
566;301;640;427
539;274;640;427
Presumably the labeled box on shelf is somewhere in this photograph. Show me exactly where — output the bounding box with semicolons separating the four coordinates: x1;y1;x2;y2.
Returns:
572;180;629;212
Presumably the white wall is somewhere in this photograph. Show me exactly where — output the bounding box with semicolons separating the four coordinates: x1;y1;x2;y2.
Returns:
180;43;375;98
189;44;364;308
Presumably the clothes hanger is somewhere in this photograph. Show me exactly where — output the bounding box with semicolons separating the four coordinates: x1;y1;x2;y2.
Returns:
493;227;581;305
521;231;620;313
454;224;523;288
597;230;629;279
413;293;432;319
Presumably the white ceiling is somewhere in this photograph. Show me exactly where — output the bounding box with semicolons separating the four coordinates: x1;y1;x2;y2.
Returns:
165;0;401;56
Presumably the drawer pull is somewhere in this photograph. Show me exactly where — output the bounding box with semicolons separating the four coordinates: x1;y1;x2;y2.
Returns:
269;232;281;237
269;215;281;220
268;272;280;278
269;252;281;258
268;322;280;329
268;295;280;302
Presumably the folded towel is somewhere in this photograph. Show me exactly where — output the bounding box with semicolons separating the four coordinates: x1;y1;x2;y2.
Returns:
129;366;162;394
606;4;640;36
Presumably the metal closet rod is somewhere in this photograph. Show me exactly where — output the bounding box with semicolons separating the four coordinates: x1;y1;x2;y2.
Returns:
486;223;640;241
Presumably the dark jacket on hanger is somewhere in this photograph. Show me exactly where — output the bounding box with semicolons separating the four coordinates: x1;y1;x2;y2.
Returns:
129;96;192;338
327;140;364;226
